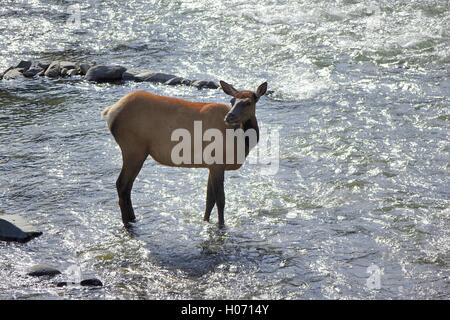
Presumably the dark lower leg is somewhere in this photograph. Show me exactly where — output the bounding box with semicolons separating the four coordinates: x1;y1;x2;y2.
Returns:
203;172;215;222
211;168;225;227
116;151;146;226
117;174;136;224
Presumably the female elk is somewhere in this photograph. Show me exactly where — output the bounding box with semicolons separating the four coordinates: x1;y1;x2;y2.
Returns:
102;81;268;227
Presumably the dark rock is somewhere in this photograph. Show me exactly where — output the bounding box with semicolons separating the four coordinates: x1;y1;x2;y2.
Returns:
44;61;61;78
59;61;76;70
122;71;137;81
15;60;32;71
38;62;50;71
23;66;44;78
85;65;127;82
27;264;61;277
2;68;24;80
60;68;69;77
165;77;192;86
192;80;219;89
56;281;76;287
136;72;177;83
37;69;46;77
67;69;79;76
80;278;103;287
0;215;42;242
134;71;153;82
78;63;90;75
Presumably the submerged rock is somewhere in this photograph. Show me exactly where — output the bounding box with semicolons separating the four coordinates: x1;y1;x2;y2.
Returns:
56;281;75;287
2;68;24;80
67;68;79;76
60;68;69;77
134;70;153;82
122;71;137;81
192;80;219;89
80;278;103;287
38;61;50;71
136;71;177;83
77;63;91;75
0;214;42;242
23;66;44;78
44;61;61;78
165;77;192;86
27;264;61;277
85;65;127;82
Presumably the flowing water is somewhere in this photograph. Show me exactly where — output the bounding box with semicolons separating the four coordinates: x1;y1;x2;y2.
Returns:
0;0;449;299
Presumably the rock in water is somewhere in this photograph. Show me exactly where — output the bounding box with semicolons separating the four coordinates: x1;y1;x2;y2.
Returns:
44;61;61;78
85;65;127;82
60;68;69;77
77;63;91;75
2;68;24;80
15;60;32;71
135;71;177;83
38;61;50;71
122;71;137;81
67;69;79;76
192;80;219;89
80;278;103;287
23;66;44;78
27;264;61;277
165;77;192;86
0;215;42;242
59;61;76;70
56;281;76;287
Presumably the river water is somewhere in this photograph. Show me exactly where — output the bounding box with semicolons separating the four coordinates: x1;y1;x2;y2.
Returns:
0;0;449;299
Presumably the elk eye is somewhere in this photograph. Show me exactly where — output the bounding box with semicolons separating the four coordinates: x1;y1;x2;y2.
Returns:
230;98;236;105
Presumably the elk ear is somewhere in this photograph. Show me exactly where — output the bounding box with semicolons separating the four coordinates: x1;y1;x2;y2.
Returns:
220;80;238;97
256;82;268;99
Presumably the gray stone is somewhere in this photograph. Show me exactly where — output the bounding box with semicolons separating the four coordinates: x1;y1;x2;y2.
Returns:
80;278;103;287
15;60;32;71
122;71;137;81
85;65;127;82
56;281;76;287
27;264;61;277
38;61;50;71
2;68;24;80
165;77;192;86
0;215;42;242
44;61;61;78
67;68;79;76
59;61;76;70
134;71;153;82
1;67;13;79
78;63;90;75
60;68;69;77
136;72;177;83
192;80;219;89
23;66;44;78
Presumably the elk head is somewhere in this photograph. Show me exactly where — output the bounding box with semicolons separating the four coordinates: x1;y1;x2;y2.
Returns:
220;81;268;127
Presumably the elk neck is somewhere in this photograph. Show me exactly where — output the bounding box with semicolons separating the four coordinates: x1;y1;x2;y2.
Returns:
242;116;259;156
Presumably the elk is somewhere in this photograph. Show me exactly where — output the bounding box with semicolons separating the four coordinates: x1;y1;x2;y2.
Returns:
102;81;268;227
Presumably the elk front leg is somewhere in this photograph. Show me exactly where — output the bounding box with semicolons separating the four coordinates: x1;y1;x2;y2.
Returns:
203;171;215;222
210;167;225;227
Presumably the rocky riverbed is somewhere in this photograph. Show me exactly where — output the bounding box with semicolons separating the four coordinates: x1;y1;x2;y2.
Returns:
1;59;219;89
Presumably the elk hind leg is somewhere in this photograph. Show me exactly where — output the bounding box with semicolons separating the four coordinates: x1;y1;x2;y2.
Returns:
116;148;147;226
210;167;225;227
203;172;215;222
